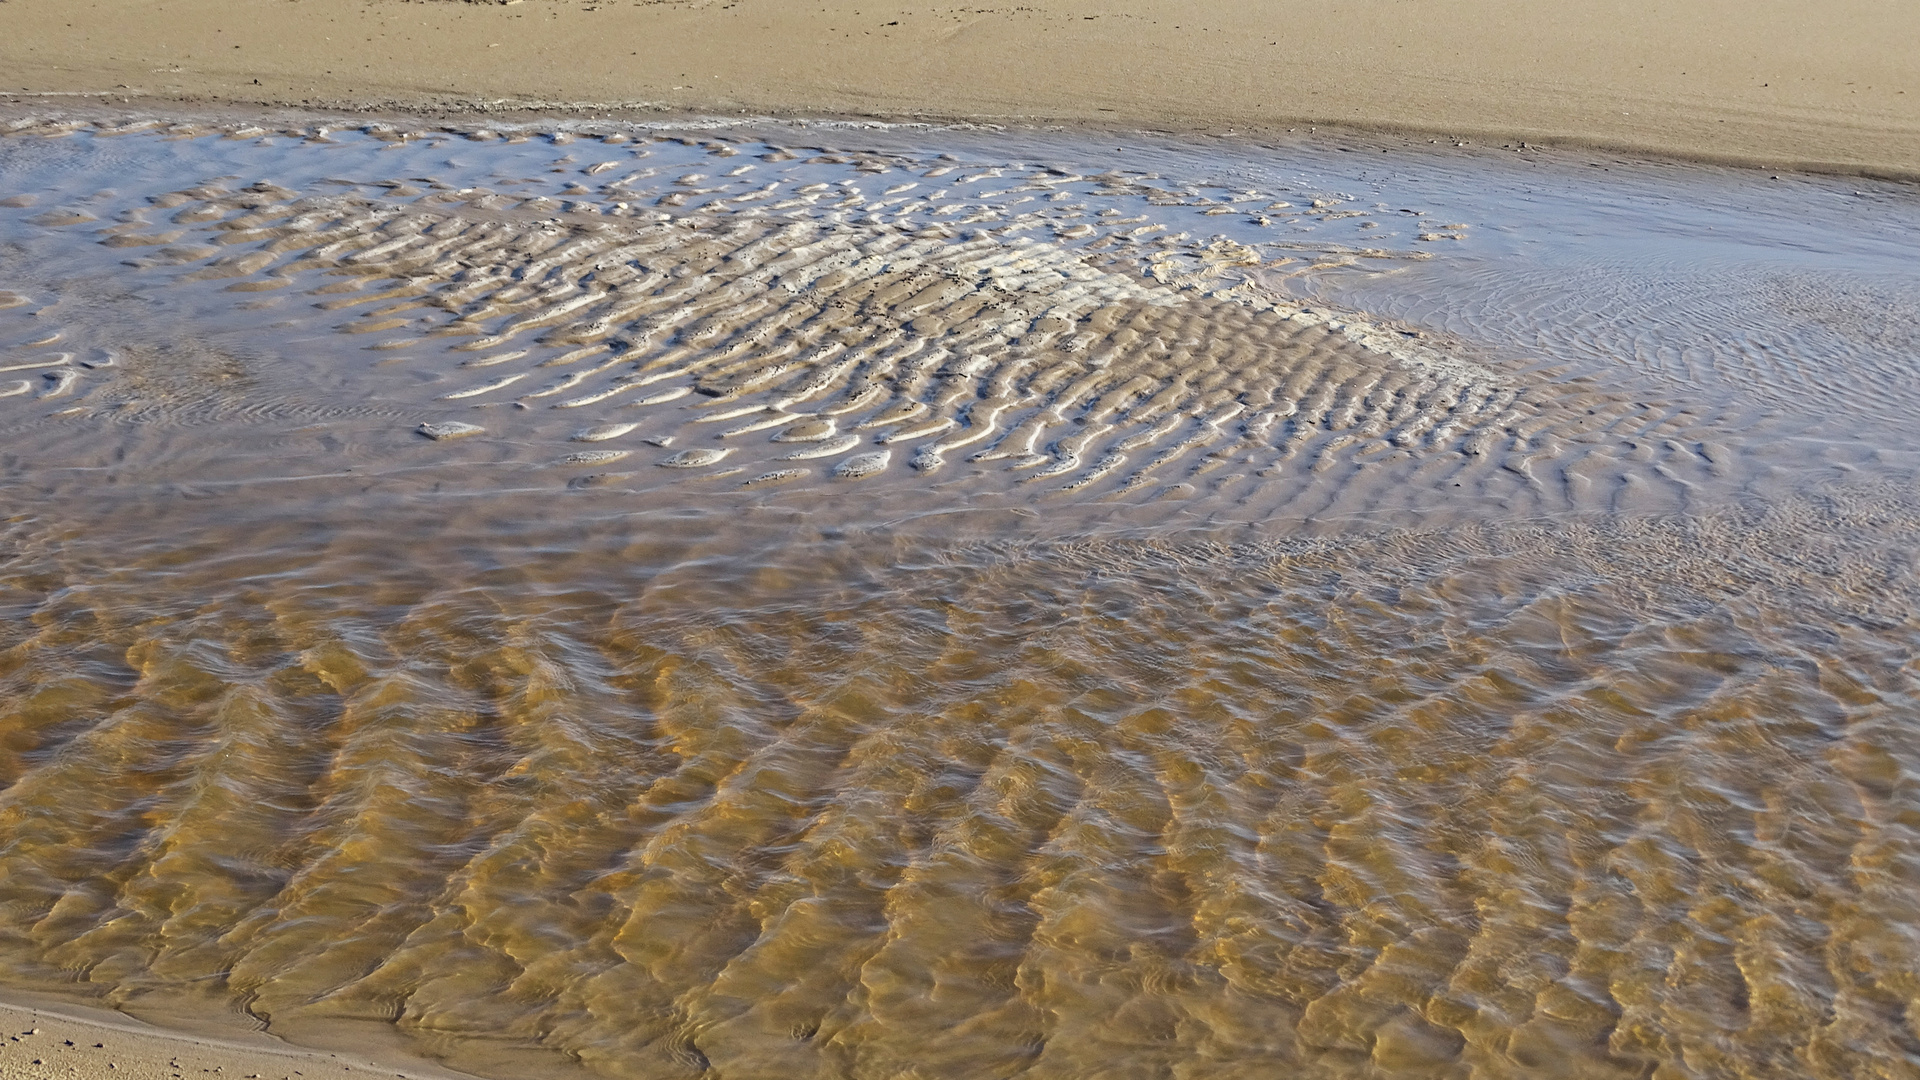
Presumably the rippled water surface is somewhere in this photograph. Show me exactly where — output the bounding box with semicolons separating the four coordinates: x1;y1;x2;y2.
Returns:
1;114;1918;1079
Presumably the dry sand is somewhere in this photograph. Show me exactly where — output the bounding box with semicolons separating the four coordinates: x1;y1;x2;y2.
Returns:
1;0;1918;175
0;995;479;1080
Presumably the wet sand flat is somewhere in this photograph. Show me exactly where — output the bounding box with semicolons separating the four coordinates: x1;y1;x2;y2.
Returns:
3;0;1920;175
3;117;1915;529
0;114;1918;1080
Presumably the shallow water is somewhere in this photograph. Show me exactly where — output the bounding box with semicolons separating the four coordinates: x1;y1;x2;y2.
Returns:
1;114;1918;1079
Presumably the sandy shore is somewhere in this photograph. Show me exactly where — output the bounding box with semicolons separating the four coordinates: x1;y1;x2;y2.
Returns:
0;5;1917;1080
1;0;1918;175
0;995;480;1080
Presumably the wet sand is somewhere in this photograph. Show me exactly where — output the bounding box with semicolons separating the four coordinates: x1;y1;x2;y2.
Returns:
3;0;1920;176
4;476;1919;1080
0;994;479;1080
2;4;1920;1072
3;118;1914;531
0;117;1917;1080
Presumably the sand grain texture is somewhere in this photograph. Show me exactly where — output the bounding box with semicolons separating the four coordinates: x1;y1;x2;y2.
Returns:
0;998;477;1080
2;0;1919;173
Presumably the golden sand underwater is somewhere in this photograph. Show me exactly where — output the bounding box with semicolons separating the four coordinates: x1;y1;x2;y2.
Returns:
0;113;1918;1080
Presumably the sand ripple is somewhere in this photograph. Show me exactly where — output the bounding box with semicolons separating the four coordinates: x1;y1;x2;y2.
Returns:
0;117;1794;526
1;115;1919;1080
0;493;1916;1078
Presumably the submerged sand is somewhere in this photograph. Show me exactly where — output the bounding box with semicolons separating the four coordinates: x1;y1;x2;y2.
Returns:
1;117;1917;1076
2;5;1919;1080
2;0;1919;176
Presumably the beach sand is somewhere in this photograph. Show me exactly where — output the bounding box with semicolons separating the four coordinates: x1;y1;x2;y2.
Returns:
2;4;1919;1080
1;0;1918;175
0;995;480;1080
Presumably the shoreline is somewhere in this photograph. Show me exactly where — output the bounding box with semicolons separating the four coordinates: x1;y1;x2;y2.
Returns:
7;92;1920;188
2;0;1918;181
9;95;1920;198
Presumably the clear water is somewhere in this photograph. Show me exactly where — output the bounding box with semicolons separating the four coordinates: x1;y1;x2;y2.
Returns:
1;113;1918;1079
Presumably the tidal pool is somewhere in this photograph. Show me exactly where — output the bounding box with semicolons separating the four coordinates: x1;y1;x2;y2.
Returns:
1;113;1917;1080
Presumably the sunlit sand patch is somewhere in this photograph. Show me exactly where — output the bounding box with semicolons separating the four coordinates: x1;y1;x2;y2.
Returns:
0;353;69;374
770;417;836;442
740;467;809;486
659;447;732;468
780;433;861;460
834;449;892;478
560;449;629;465
418;420;484;440
28;208;97;227
570;422;639;442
